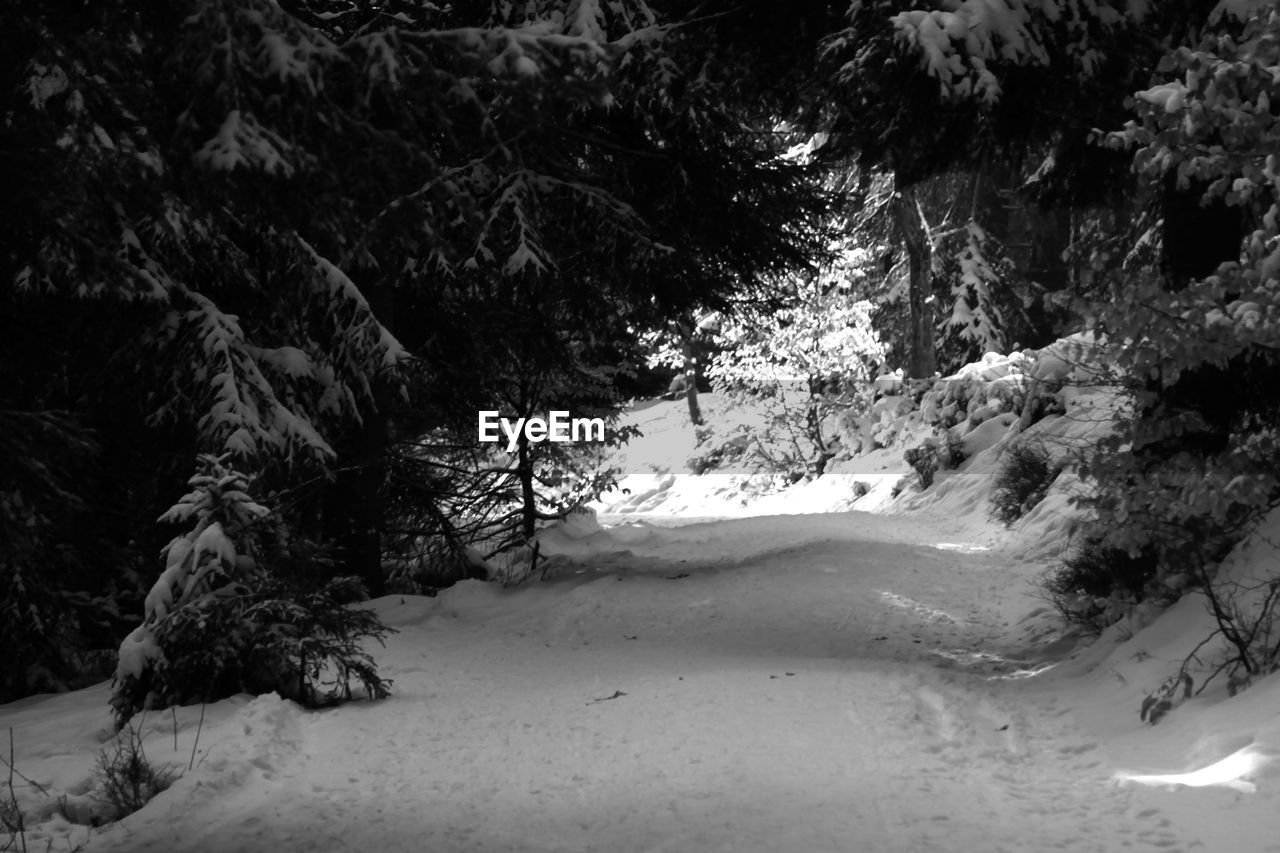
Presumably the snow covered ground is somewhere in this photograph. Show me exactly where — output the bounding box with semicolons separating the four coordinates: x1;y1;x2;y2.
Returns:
5;368;1280;852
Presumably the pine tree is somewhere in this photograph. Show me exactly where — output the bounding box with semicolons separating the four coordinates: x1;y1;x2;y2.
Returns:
112;454;393;725
5;0;842;698
378;0;839;577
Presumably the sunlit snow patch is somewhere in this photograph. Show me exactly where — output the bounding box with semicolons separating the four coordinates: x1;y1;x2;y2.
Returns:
928;647;1060;679
601;521;658;545
878;590;963;623
1113;744;1271;794
931;648;1007;666
989;661;1060;680
932;542;992;553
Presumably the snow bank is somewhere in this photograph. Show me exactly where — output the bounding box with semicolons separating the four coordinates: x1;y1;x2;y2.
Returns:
1043;510;1280;847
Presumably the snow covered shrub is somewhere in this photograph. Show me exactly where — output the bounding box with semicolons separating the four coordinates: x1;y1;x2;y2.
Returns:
1021;379;1066;425
890;476;911;498
904;431;965;490
855;393;912;451
1043;540;1162;632
95;722;176;819
924;379;980;429
134;575;392;715
940;430;966;469
903;444;938;489
988;441;1062;526
111;455;393;727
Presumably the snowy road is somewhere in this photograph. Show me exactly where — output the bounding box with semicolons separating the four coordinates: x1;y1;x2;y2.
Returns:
79;513;1213;853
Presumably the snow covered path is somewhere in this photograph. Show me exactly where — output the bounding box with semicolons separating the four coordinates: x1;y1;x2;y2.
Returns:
76;513;1210;853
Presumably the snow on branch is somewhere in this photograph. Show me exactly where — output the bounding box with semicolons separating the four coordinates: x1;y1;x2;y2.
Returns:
185;0;340;94
943;221;1009;353
387;4;660;92
890;0;1141;101
194;109;301;176
250;8;341;92
286;237;410;424
295;236;407;372
465;166;659;276
565;0;611;43
1117;3;1280;289
176;287;335;464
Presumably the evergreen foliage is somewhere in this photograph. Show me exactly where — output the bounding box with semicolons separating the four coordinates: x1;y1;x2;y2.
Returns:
1045;539;1162;633
8;0;1280;709
1070;2;1280;613
111;455;393;726
903;444;939;490
4;0;837;704
988;441;1061;527
903;429;965;490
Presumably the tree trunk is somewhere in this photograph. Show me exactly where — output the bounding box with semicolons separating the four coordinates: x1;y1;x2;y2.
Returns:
327;411;387;597
893;175;937;379
517;432;537;543
804;376;835;477
684;374;702;427
676;319;703;426
325;278;395;597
